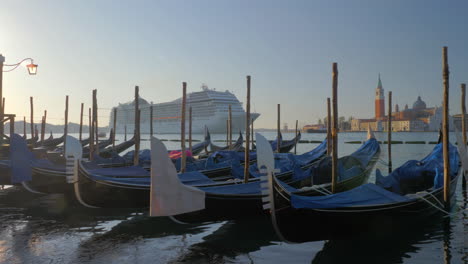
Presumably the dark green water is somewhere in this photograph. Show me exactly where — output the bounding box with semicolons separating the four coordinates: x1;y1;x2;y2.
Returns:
0;132;466;263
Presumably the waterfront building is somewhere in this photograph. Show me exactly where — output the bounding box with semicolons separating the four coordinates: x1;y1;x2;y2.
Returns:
350;76;447;131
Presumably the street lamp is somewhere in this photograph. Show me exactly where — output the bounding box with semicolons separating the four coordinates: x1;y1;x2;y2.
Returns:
0;54;38;143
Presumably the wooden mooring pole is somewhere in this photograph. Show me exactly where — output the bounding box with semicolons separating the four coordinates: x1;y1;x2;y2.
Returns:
134;86;140;166
64;96;69;154
93;90;99;154
30;97;34;139
442;46;450;208
79;103;84;141
244;76;251;183
228;105;232;149
331;63;338;194
294;120;298;155
189;106;192;153
461;83;467;187
180;82;187;173
251;117;254;150
388;91;392;173
327;98;332;156
277;104;280;153
124;125;127;141
89;107;94;160
41;110;47;141
113;108;117;148
23;116;26;138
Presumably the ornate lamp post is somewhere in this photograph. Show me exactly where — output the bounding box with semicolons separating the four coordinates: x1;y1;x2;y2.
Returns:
0;54;38;143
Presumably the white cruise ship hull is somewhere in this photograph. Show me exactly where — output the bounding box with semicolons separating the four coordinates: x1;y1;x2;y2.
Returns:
115;112;260;134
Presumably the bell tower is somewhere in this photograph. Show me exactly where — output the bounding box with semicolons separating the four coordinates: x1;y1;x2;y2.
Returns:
375;74;385;120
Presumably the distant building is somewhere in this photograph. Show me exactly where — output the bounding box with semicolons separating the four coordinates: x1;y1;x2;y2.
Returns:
302;124;326;133
351;75;448;131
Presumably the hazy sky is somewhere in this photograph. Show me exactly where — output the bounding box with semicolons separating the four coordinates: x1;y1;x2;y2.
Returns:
1;0;467;128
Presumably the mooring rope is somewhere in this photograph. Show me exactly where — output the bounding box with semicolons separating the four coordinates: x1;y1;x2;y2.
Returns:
411;192;454;217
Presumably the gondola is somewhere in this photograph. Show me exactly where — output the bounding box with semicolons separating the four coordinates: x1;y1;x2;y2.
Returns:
272;131;301;153
98;135;136;159
148;131;379;223
209;131;243;152
72;137;328;209
26;134;39;145
80;137;91;146
82;131;114;158
264;136;461;243
40;134;65;149
11;134;132;194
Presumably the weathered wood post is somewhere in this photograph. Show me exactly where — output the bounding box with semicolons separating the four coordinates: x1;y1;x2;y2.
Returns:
180;82;187;173
331;63;338;194
277;104;281;153
30;97;34;139
461;83;467;186
461;83;467;145
327;98;332;155
23;116;26;138
388;91;392;173
79;103;84;141
442;46;450;207
113;108;117;148
64;96;69;154
294;120;298;154
9;116;14;138
40;112;45;142
89;107;94;160
244;76;251;183
189;106;193;153
92;89;99;154
124;125;127;141
251;117;254;150
134;86;140;166
228;104;232;149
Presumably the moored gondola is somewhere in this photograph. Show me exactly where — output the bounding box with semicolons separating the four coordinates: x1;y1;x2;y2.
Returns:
210;131;243;152
149;132;379;223
72;138;328;209
264;137;461;243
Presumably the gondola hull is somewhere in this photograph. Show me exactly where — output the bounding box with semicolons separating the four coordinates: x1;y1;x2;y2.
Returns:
271;173;460;243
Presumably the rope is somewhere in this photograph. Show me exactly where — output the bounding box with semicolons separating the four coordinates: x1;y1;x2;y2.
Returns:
411;192;453;216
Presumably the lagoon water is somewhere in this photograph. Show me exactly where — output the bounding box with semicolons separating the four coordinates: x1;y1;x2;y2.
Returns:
0;132;466;263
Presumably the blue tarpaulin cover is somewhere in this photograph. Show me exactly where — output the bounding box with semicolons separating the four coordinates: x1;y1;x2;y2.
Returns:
291;183;413;209
10;134;34;183
376;142;459;194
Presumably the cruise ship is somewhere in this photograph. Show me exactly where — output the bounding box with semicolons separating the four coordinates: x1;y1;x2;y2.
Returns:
109;84;260;134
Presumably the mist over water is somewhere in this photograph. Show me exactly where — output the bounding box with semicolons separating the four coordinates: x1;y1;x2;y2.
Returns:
0;131;465;263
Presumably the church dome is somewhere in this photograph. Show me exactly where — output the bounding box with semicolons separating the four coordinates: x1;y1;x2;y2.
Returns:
412;96;426;110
